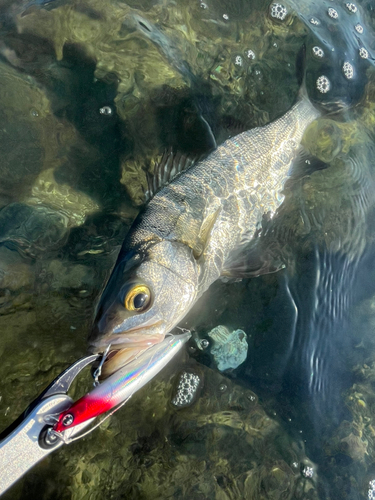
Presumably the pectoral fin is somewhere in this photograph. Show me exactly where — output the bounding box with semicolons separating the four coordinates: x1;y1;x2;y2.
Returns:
222;239;286;278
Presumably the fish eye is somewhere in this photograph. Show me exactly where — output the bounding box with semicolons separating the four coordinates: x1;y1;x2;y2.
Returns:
124;284;151;312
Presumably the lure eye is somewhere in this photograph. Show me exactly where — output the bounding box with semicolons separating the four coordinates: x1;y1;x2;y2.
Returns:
124;285;151;312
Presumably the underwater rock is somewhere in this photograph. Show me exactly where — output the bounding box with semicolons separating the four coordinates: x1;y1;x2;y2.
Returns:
0;247;34;293
26;168;100;226
0;247;35;317
45;260;95;291
208;325;248;371
0;61;76;205
120;157;149;207
0;203;69;256
325;420;369;465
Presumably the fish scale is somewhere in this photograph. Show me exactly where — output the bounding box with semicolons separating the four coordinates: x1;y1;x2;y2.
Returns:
155;95;320;292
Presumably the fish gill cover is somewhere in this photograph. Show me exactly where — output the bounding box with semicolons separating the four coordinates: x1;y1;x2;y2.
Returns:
0;0;374;499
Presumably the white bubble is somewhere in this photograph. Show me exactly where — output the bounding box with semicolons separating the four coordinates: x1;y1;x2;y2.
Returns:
270;3;288;21
328;8;338;19
316;75;331;93
302;466;314;478
99;106;113;115
199;338;209;349
312;46;324;58
368;479;375;500
359;47;369;59
310;17;320;26
246;49;256;60
223;13;229;20
200;2;207;8
171;371;201;407
235;55;243;66
99;106;113;116
342;61;354;79
355;23;364;34
345;3;357;13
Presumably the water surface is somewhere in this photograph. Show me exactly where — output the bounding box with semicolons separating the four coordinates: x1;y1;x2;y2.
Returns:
1;0;375;498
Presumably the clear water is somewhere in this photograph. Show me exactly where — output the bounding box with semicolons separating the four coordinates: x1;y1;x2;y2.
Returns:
0;0;375;498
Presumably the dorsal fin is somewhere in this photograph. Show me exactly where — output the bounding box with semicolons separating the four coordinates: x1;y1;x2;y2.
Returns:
144;149;197;203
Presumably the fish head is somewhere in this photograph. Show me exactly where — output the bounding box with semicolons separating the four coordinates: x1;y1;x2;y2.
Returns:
89;239;199;376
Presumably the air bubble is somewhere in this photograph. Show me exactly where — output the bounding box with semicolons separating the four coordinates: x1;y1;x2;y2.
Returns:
312;46;324;58
171;372;201;407
219;383;227;392
368;480;375;500
99;106;113;116
316;75;331;93
328;8;338;19
359;47;369;59
270;3;288;21
235;55;243;66
342;61;354;79
302;466;314;478
199;338;209;349
309;17;320;26
246;49;256;60
223;13;229;20
355;23;364;34
345;3;357;13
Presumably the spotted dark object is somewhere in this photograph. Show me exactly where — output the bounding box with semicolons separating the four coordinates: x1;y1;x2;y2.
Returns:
277;0;375;110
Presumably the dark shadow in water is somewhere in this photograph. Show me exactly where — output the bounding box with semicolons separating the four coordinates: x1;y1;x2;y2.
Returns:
50;43;130;210
0;30;130;209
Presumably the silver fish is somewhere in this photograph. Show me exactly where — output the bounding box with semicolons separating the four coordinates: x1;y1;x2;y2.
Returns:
89;88;320;376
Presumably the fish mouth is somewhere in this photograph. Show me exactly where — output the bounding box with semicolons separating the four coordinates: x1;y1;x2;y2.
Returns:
99;346;152;378
89;334;165;378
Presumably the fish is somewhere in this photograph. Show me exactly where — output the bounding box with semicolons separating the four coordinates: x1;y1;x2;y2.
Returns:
89;0;374;377
88;77;322;376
